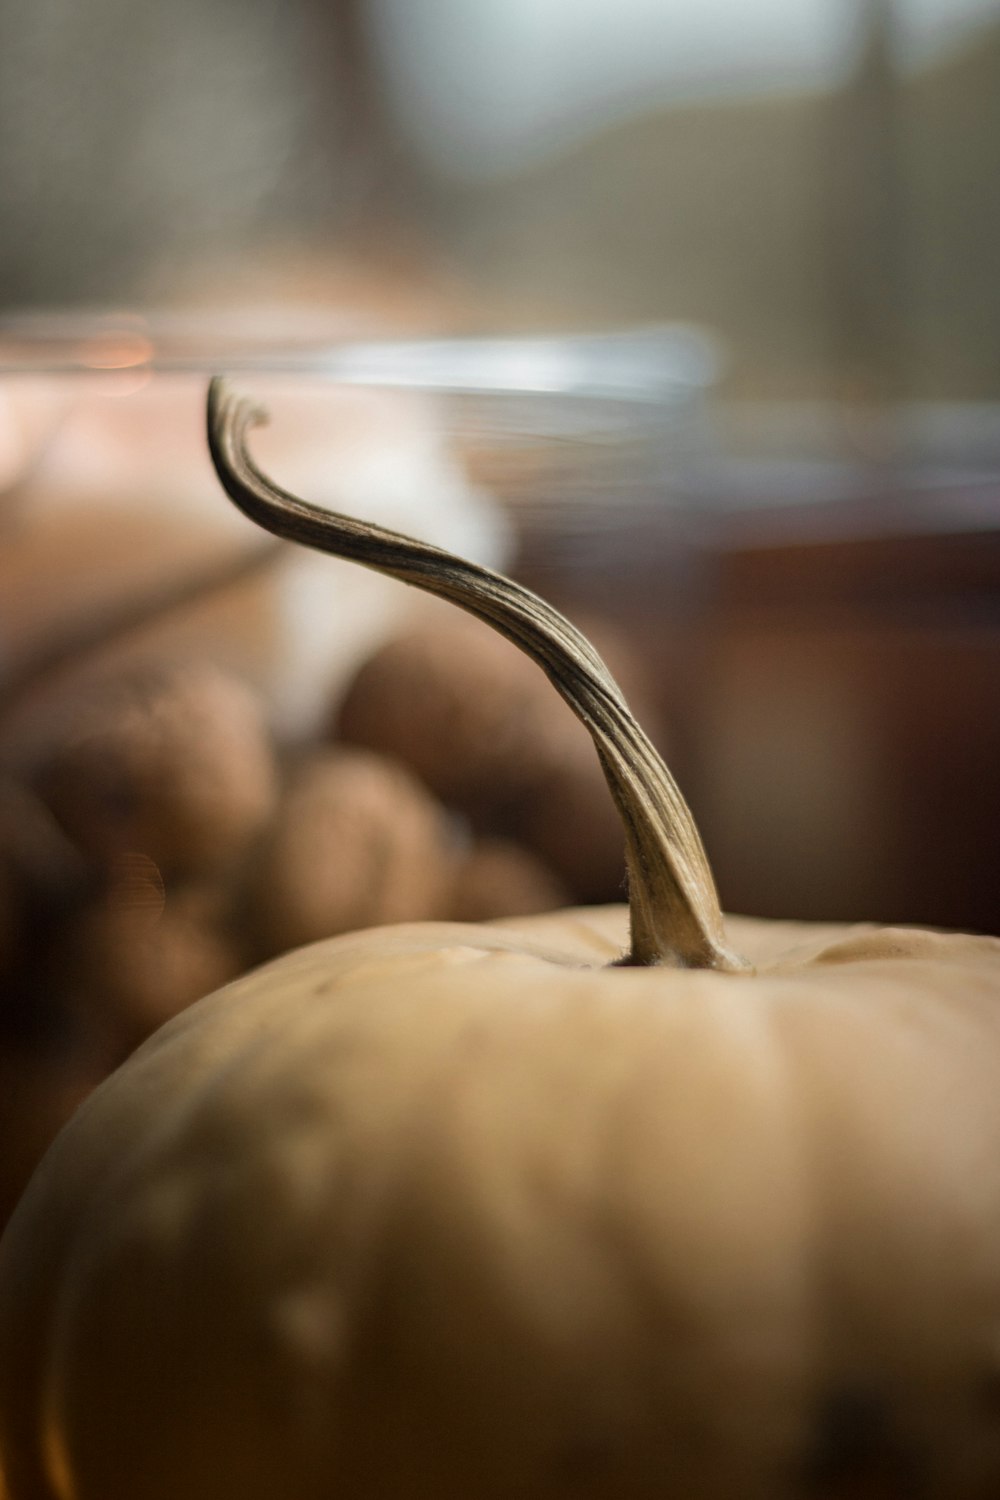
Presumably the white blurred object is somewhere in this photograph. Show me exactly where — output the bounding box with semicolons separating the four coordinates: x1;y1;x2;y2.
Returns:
0;316;717;748
0;375;508;745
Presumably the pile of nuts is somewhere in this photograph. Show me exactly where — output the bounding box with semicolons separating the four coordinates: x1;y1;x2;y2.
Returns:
0;600;662;1227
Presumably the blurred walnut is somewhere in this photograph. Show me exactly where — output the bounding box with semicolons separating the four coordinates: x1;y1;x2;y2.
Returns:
56;868;243;1057
512;734;626;904
246;748;458;959
0;776;89;988
336;607;660;902
35;662;278;877
449;838;569;923
334;610;575;817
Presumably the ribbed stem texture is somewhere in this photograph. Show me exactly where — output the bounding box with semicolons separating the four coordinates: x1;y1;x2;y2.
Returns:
207;377;746;970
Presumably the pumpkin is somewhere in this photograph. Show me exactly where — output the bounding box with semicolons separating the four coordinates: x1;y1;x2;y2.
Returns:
1;380;999;1500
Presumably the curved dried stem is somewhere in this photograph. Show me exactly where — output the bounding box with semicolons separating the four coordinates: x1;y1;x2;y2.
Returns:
207;377;746;971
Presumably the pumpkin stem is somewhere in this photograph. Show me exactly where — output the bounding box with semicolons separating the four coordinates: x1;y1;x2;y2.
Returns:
206;378;747;971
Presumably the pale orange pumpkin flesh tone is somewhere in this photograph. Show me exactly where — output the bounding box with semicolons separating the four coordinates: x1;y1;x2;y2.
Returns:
1;385;1000;1500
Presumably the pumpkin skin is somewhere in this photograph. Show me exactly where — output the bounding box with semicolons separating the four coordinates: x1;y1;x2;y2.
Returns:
2;906;1000;1500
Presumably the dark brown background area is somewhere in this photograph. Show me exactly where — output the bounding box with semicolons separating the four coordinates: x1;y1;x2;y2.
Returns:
516;490;1000;936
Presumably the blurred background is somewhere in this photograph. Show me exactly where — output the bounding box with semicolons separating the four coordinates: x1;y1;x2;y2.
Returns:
2;0;1000;399
0;0;998;1220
